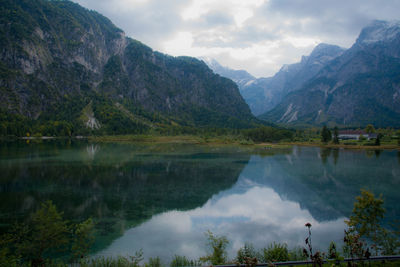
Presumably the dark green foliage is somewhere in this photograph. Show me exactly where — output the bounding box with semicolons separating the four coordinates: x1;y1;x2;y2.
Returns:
321;125;332;143
91;97;149;135
3;201;69;265
0;111;32;136
365;124;376;133
29;201;70;264
243;126;293;142
346;190;385;255
345;190;400;256
100;56;130;96
333;126;339;144
0;109;75;137
1;201;95;266
375;133;382;146
170;255;199;267
71;218;95;260
146;257;162;267
327;241;343;262
0;239;18;267
261;242;289;263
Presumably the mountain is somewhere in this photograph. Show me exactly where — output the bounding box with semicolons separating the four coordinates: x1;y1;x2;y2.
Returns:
204;44;345;116
260;20;400;127
0;0;256;136
201;58;256;88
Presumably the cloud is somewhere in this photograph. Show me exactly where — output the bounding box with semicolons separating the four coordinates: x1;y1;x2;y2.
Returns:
97;186;346;261
72;0;400;77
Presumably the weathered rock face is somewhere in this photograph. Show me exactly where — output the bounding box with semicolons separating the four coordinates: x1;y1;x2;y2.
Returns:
205;44;345;116
0;0;255;132
260;20;400;127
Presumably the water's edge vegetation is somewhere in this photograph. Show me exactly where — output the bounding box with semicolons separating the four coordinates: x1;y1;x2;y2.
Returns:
1;190;399;267
4;123;398;151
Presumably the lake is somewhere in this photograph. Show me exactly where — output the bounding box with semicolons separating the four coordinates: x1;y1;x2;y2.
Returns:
0;140;399;262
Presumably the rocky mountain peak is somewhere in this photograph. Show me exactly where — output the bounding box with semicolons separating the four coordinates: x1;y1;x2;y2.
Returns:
201;57;255;88
309;43;345;59
302;43;345;66
356;20;400;45
260;20;400;127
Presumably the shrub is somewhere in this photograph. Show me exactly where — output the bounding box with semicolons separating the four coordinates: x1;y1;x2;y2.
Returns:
261;242;289;262
170;255;199;267
236;243;258;263
243;127;293;143
146;257;162;267
200;231;229;265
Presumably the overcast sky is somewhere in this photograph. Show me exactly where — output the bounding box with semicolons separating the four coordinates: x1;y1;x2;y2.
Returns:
72;0;400;77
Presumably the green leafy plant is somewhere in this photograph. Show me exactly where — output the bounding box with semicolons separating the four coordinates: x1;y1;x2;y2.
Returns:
146;257;162;267
71;218;95;261
200;231;229;265
236;243;258;264
22;201;69;266
262;242;289;263
170;255;200;267
345;189;385;255
1;200;96;266
345;189;400;257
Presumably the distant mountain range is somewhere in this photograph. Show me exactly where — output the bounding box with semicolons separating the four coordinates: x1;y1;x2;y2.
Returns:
203;44;345;116
206;20;400;127
0;0;257;136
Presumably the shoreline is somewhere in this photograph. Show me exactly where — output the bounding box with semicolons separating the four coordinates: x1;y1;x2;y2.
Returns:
4;135;399;151
88;135;400;150
278;142;400;151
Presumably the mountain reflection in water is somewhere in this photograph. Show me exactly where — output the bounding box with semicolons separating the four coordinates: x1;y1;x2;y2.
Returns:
0;141;399;261
98;186;346;261
99;146;400;261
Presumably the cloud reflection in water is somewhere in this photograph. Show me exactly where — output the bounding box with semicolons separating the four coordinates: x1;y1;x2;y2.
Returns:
98;184;346;261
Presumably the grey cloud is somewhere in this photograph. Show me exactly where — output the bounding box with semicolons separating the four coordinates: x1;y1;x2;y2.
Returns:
72;0;400;77
225;26;280;47
263;0;400;45
198;11;234;27
73;0;186;50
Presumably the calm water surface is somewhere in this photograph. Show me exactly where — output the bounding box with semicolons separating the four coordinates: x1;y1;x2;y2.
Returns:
0;140;399;261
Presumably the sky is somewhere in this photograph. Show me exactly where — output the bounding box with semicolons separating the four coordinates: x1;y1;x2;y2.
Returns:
72;0;400;77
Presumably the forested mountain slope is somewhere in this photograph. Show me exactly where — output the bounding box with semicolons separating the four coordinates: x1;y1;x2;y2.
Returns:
0;0;256;136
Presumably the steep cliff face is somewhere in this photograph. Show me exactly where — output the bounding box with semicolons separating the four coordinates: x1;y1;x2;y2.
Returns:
205;44;344;116
261;20;400;127
0;0;255;135
0;0;125;117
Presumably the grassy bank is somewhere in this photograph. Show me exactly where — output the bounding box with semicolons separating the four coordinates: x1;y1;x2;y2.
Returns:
88;134;400;151
281;141;400;150
88;134;257;146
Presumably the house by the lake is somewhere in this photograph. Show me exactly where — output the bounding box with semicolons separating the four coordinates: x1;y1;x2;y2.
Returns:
338;130;378;140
